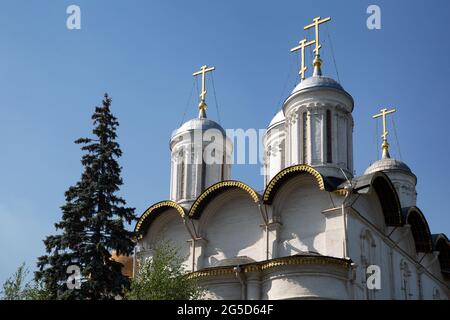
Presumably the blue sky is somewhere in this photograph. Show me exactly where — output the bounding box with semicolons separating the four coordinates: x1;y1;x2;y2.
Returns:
0;0;449;284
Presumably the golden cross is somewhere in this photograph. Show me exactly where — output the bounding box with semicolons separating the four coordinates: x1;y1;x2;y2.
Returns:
304;16;331;56
192;65;215;106
291;38;315;80
373;108;396;142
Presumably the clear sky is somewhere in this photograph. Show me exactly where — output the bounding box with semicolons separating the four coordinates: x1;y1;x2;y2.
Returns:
0;0;449;284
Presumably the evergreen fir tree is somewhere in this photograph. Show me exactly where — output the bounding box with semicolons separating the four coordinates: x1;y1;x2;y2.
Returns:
36;94;136;300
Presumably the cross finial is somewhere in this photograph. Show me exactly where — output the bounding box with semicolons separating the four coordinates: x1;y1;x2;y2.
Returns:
304;16;331;57
193;65;215;117
373;108;396;159
291;38;315;80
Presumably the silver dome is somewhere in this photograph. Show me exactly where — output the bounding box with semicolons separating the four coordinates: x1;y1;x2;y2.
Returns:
291;75;345;94
288;75;354;111
171;117;225;139
267;109;285;130
364;158;413;175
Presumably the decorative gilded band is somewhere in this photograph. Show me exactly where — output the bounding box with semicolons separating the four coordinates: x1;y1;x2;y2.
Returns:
333;188;348;196
263;164;326;204
135;200;186;239
189;180;260;219
188;255;351;279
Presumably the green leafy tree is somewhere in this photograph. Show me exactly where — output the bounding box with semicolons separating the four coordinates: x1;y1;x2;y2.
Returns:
1;263;50;300
36;94;137;300
126;241;205;300
1;263;28;300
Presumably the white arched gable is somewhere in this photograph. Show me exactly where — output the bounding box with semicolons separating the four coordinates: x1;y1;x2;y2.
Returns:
143;208;191;269
353;190;386;232
197;189;265;268
272;174;334;257
395;226;418;258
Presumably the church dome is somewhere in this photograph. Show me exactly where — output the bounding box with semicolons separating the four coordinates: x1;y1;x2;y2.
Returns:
171;117;225;139
364;154;417;208
291;75;345;94
286;70;354;115
169;107;232;204
364;157;413;175
267;110;285;130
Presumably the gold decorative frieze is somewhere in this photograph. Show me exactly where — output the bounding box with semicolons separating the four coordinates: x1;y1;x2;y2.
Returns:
135;200;186;238
188;255;351;279
189;180;260;218
333;189;348;196
263;164;326;203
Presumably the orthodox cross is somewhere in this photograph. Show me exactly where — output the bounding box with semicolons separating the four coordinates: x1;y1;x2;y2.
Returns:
373;108;396;157
304;16;331;57
192;65;215;110
373;108;396;142
291;38;315;80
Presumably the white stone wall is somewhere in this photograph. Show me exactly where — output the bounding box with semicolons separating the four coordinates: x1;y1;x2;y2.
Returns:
346;193;449;300
202;276;243;300
271;175;335;257
351;190;386;232
262;266;350;300
197;190;265;268
198;263;352;300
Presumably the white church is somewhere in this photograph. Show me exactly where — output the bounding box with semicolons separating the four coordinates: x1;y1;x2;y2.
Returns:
132;17;450;300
